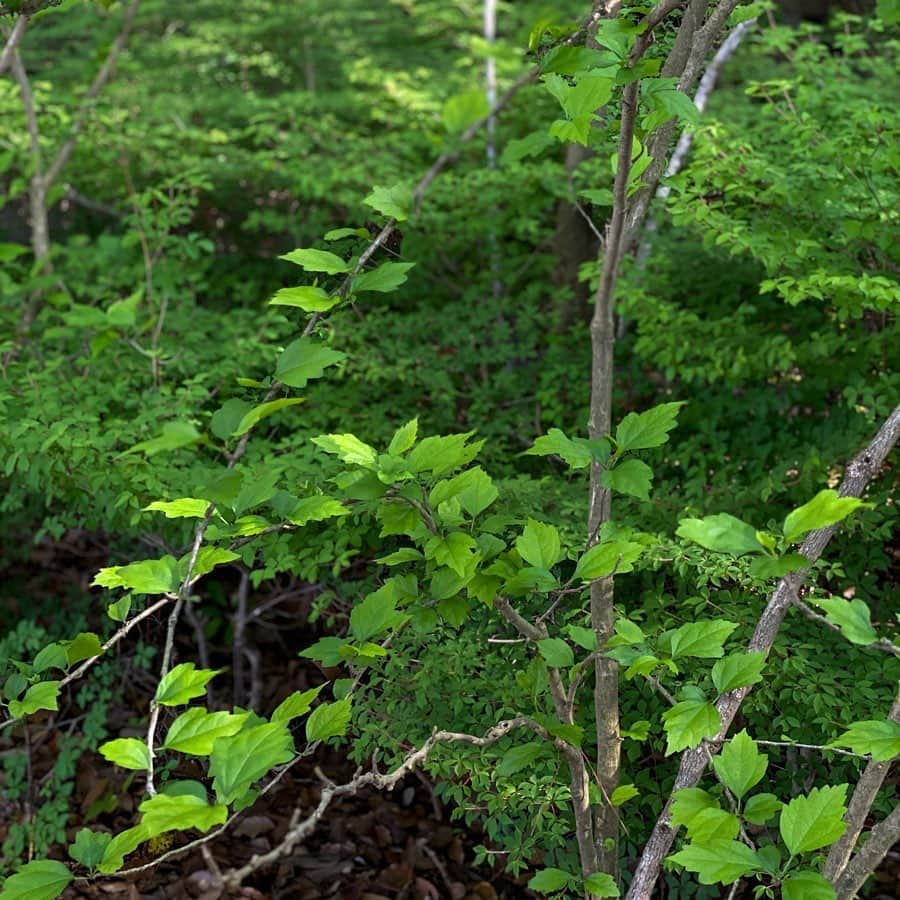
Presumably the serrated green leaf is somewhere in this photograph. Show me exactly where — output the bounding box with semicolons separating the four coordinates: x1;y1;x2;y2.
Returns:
662;700;720;755
537;638;575;668
749;553;808;578
276;337;347;388
144;498;210;519
566;625;597;651
279;248;349;274
782;871;836;900
8;681;61;718
443;88;489;132
583;872;619;896
139;793;228;836
574;539;643;580
428;532;480;577
813;597;879;646
387;418;418;455
528;867;574;893
610;784;639;807
163;708;250;755
64;632;103;666
289;495;349;526
670;788;720;830
780;785;848;854
524;427;593;469
98;737;151;771
407;432;482;476
614;402;684;452
0;860;73;899
676;514;761;556
353;261;416;293
668;840;761;885
783;490;871;543
306;696;353;742
670;620;738;659
121;421;201;456
743;793;782;825
184;547;240;581
271;685;325;723
364;184;412;221
269;285;340;311
98;824;150;873
209;722;295;804
602;458;653;500
155;663;223;707
92;556;177;594
498;742;551;777
349;584;408;642
712;730;767;799
298;636;347;666
712;652;766;694
312;433;378;468
68;828;112;870
106;289;142;328
828;720;900;762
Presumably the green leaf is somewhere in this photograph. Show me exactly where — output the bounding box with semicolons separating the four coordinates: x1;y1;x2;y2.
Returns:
276;337;347;388
271;685;325;723
712;730;768;799
515;519;563;569
364;184;412;221
388;418;418;455
233;397;304;436
209;722;295;804
97;824;150;873
743;793;782;825
353;261;416;293
121;421;201;456
610;784;639;807
107;595;132;622
210;399;254;440
782;871;836;900
501;131;554;165
813;597;879;646
306;696;353;742
668;840;761;885
828;720;900;762
350;584;408;641
289;495;349;526
443;88;489;132
0;242;29;262
144;498;210;519
324;227;366;241
712;652;766;694
376;548;424;565
68;828;112;870
537;638;575;668
299;637;347;667
106;289;142;328
279;248;349;274
676;514;761;556
566;625;597;651
63;632;103;666
185;547;240;581
155;663;223;707
92;556;177;594
139;793;228;836
583;872;619;896
561;73;615;118
614;402;684;452
662;700;720;755
269;285;340;312
783;490;871;543
602;458;653;500
524;427;593;469
684;808;741;843
407;432;482;476
162;708;250;755
780;785;848;854
312;433;378;468
528;867;574;893
749;553;809;579
574;539;643;580
428;532;480;577
670;620;737;659
32;643;67;673
0;860;73;899
98;737;151;771
8;681;61;718
670;788;720;831
498;742;551;776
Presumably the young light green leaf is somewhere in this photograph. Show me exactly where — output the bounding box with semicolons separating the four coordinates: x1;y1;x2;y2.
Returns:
662;700;720;755
155;663;224;707
276;337;347;388
537;638;575;668
349;584;408;642
670;620;738;659
92;556;178;594
712;730;768;799
743;793;782;826
289;495;349;526
144;498;210;519
783;490;871;544
364;184;412;221
279;248;349;274
269;285;340;312
388;418;418;455
69;828;112;870
527;868;574;893
312;433;378;468
780;784;848;854
232;398;305;437
271;685;325;723
684;808;741;843
443;88;489;132
497;742;551;777
33;643;67;673
64;632;103;666
602;458;653;500
813;597;879;646
782;871;836;900
324;227;366;241
583;872;620;897
610;784;639;807
712;652;766;694
0;860;73;899
306;696;353;742
429;532;480;577
162;708;250;756
106;288;142;328
667;840;761;885
676;514;761;556
209;722;295;804
184;547;240;582
98;737;151;771
8;681;61;718
614;402;684;452
121;421;201;457
749;553;809;579
523;427;593;469
828;720;900;762
566;625;597;651
376;548;424;565
670;788;720;831
139;793;228;836
407;432;482;476
574;539;643;581
353;261;415;293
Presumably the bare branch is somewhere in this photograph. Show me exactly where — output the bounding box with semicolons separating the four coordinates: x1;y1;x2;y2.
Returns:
0;13;27;75
833;804;900;899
